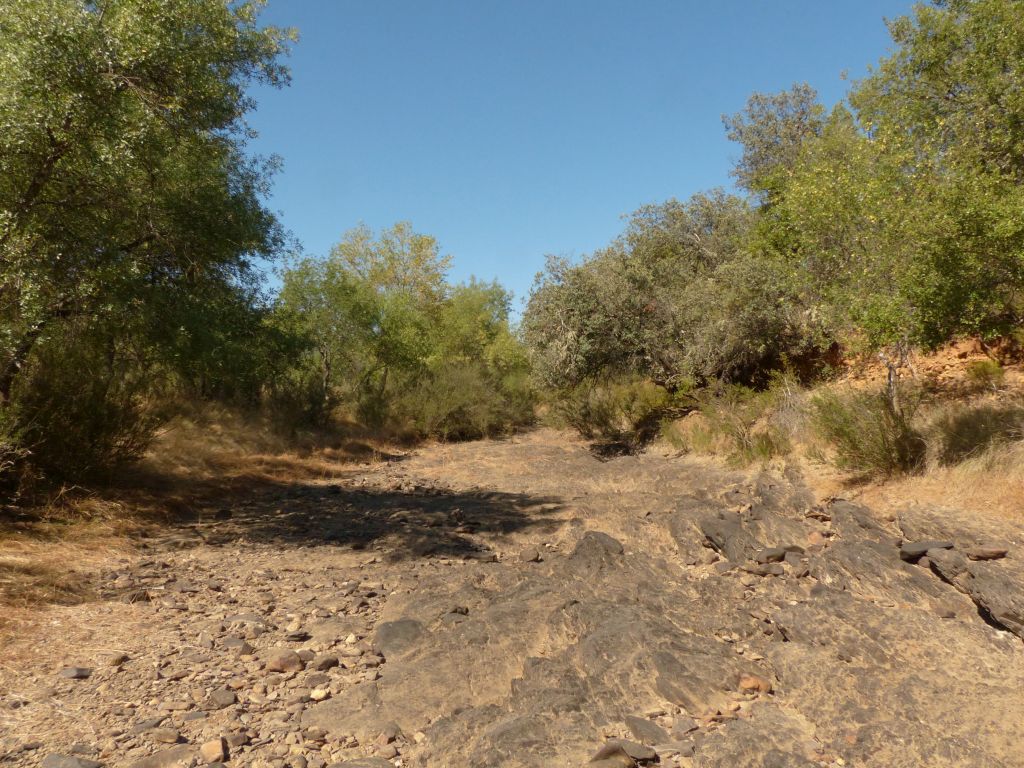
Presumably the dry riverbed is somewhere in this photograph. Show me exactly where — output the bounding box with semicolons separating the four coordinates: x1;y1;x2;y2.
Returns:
2;429;1023;767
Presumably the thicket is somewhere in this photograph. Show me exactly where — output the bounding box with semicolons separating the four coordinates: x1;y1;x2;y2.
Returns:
523;0;1024;473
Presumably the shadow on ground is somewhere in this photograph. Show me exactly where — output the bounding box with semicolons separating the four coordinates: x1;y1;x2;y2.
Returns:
140;475;566;564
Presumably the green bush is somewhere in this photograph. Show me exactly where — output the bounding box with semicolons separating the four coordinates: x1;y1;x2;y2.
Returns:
926;401;1024;466
811;384;926;477
10;331;162;481
964;359;1005;392
553;377;672;444
687;377;794;465
393;363;534;440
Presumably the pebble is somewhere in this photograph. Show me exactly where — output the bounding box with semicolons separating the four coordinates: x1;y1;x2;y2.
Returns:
738;673;773;694
148;728;181;744
966;545;1009;561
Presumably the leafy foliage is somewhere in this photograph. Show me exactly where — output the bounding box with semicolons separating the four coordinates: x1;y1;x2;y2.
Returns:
523;191;818;392
0;0;294;482
525;0;1024;450
276;224;534;439
811;386;926;477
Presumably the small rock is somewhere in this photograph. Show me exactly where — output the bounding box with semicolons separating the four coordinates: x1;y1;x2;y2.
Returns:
899;540;954;562
591;739;658;763
128;744;193;768
697;549;718;565
966;546;1008;561
207;688;236;709
671;716;699;737
199;738;227;764
149;728;181;744
738;673;773;694
519;547;542;563
311;655;340;672
59;667;92;680
264;648;305;673
624;715;669;744
755;547;787;564
41;756;103;768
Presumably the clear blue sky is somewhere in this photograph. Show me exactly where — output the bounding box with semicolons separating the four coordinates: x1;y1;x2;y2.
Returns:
247;0;917;309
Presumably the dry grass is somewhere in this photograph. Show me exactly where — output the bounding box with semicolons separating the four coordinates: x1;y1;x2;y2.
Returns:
0;403;401;640
655;340;1024;523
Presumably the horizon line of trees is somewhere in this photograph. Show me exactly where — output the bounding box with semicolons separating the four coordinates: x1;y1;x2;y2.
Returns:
2;0;1022;491
522;0;1024;425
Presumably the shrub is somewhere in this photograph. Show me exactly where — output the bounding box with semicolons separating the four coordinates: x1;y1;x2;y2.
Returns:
393;363;535;440
553;377;672;444
964;359;1005;392
811;384;926;477
686;377;795;465
926;401;1024;466
9;331;162;481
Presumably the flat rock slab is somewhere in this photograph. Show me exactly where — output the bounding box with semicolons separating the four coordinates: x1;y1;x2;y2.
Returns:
41;757;103;768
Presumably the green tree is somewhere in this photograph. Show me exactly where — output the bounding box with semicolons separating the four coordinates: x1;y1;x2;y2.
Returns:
723;83;826;204
0;0;294;478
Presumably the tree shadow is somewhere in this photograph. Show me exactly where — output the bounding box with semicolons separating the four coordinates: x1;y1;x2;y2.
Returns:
929;402;1024;466
138;477;567;563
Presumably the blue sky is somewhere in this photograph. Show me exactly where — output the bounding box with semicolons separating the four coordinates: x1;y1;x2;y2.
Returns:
247;0;918;308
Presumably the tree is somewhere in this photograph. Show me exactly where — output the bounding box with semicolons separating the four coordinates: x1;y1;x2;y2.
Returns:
0;0;294;479
522;191;808;390
723;84;826;203
0;0;293;401
276;224;533;437
849;0;1024;345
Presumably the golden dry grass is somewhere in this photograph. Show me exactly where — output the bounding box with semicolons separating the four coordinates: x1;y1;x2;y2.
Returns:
0;403;400;641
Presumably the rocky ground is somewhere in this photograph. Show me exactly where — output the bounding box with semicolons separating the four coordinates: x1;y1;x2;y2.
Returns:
2;429;1023;768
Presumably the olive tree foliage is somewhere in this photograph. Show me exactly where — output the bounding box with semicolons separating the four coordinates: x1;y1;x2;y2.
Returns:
722;83;826;203
848;0;1024;346
276;223;533;438
767;0;1024;354
0;0;294;480
523;191;816;392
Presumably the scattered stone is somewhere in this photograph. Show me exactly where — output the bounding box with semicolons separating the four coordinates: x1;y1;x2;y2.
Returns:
41;756;103;768
738;673;773;694
149;728;182;744
264;648;305;673
199;738;228;764
671;716;699;737
127;745;193;768
373;619;425;658
755;547;787;564
624;714;669;744
59;667;93;680
591;739;658;763
900;540;954;562
966;546;1009;561
311;654;340;671
207;688;236;709
519;546;542;563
